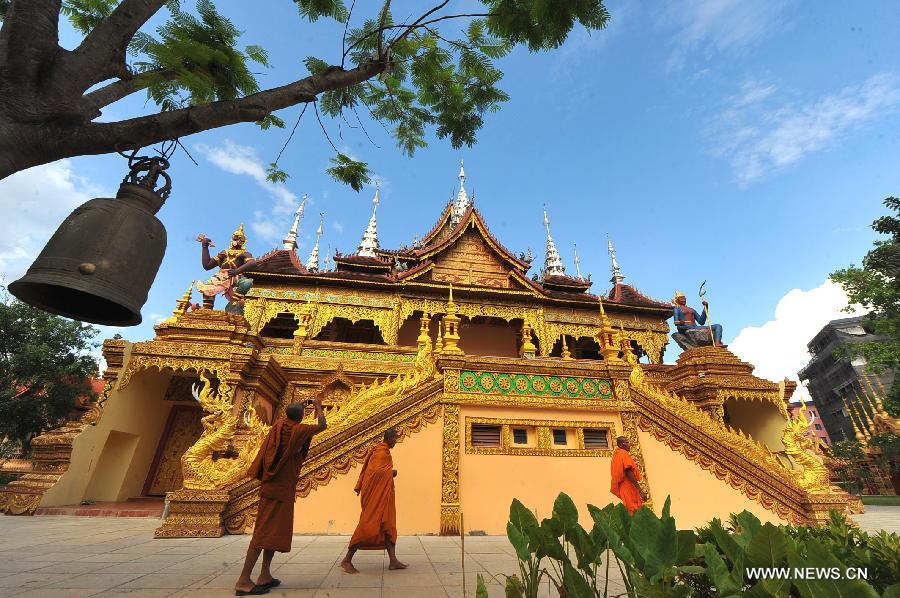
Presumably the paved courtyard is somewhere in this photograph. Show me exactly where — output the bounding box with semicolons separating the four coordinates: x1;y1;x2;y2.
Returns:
0;507;896;597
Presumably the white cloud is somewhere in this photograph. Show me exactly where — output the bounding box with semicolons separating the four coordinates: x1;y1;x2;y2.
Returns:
0;161;112;283
710;73;900;185
660;0;791;72
197;141;302;244
331;221;345;234
732;81;777;107
729;280;866;402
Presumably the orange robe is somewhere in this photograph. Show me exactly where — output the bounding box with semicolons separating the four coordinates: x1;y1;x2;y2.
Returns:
247;419;318;552
349;442;398;549
610;447;644;514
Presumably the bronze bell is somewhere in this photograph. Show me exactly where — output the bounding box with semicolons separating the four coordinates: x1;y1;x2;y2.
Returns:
10;154;172;326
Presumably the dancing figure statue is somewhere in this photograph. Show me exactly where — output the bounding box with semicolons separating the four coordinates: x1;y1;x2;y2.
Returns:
196;224;255;312
671;290;724;350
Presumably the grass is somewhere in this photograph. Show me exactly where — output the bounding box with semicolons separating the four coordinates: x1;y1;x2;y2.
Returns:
861;495;900;506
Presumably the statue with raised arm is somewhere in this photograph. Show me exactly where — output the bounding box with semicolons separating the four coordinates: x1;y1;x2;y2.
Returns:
196;224;255;312
671;291;724;350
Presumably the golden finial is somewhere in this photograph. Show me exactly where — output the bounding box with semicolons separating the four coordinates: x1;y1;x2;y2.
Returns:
165;281;195;323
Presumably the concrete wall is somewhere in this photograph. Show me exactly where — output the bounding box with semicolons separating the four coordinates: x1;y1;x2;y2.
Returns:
458;405;622;534
41;368;187;506
725;398;787;452
638;428;789;528
293;415;444;534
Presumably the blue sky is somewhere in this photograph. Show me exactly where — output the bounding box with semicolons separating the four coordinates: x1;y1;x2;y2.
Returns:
2;1;899;386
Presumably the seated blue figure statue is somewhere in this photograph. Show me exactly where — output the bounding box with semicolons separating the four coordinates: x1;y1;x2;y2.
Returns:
672;291;723;347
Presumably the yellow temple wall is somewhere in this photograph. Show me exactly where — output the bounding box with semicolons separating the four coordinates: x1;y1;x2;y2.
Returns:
725;398;787;452
637;428;789;528
458;405;622;534
293;416;444;534
41;369;176;506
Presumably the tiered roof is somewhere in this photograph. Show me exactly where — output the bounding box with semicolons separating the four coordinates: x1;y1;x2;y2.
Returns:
246;164;672;315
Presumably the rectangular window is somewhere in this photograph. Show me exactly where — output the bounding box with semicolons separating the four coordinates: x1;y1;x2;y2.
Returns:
583;428;610;450
471;424;501;448
552;429;567;445
512;428;528;445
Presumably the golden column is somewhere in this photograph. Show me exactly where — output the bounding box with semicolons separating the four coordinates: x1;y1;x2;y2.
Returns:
434;318;444;353
853;386;877;436
843;395;868;441
292;301;313;354
860;375;886;413
520;321;537;358
597;297;622;362
417;309;432;352
441;285;464;355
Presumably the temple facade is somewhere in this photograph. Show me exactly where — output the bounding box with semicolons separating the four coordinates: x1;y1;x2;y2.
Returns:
1;164;853;534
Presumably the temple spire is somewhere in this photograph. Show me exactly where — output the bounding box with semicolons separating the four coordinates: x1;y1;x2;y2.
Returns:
305;213;324;271
324;245;332;272
573;243;583;280
608;234;625;285
283;194;307;251
450;160;471;226
542;206;566;277
357;186;380;257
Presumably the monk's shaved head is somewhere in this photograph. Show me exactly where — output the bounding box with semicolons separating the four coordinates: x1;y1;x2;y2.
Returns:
616;436;629;449
384;427;398;447
286;402;305;422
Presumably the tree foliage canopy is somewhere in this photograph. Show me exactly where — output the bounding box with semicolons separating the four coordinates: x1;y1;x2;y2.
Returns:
0;0;609;188
831;198;900;417
0;286;99;455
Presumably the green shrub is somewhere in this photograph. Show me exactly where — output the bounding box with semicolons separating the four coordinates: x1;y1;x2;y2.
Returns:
494;492;900;597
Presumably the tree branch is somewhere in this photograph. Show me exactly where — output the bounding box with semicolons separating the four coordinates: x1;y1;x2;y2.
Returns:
343;0;451;61
83;69;176;111
0;61;388;179
68;0;168;91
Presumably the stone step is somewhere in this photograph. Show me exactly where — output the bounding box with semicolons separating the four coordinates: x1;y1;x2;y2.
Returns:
34;497;164;518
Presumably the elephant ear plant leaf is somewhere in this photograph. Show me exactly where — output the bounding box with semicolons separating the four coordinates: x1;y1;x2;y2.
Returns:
506;499;545;598
501;496;896;598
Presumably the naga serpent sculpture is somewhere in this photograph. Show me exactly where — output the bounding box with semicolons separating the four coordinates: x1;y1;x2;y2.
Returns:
781;403;832;493
181;371;271;490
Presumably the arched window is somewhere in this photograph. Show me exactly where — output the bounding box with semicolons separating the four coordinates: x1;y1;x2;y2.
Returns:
314;318;385;345
260;312;298;339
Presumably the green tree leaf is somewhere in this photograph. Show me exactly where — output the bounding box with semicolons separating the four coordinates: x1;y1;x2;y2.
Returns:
325;153;371;192
0;287;99;453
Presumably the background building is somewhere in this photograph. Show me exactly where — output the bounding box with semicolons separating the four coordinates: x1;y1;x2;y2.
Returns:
788;400;832;445
798;316;894;442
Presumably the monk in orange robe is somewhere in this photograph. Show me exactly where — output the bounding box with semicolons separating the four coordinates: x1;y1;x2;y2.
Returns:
610;435;648;514
234;399;326;596
341;428;407;574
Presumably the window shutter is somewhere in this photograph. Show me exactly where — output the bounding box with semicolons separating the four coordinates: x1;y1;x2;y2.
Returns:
512;428;528;444
471;424;502;447
583;428;610;450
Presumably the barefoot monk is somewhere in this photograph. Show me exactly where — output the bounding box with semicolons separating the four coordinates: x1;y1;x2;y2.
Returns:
234;399;326;596
610;435;648;515
341;428;407;574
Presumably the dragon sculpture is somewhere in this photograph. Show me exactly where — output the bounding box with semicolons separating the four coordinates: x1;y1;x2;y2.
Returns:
781;402;832;493
181;371;271;490
302;339;439;438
